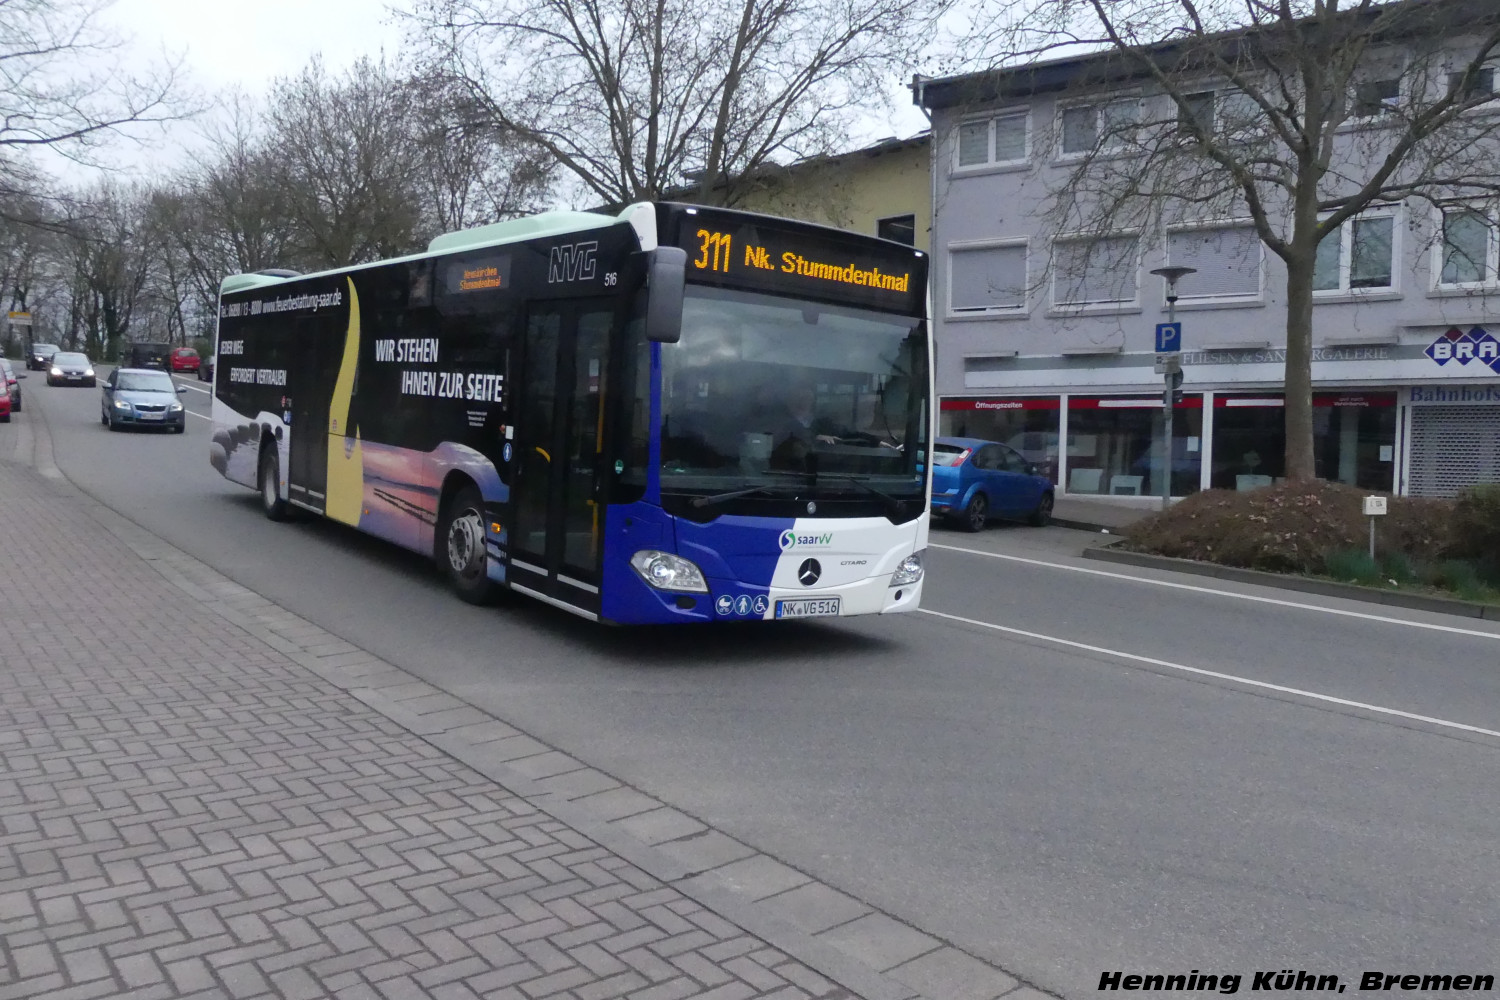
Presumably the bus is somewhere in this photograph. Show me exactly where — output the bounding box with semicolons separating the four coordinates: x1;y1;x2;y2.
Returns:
209;202;931;624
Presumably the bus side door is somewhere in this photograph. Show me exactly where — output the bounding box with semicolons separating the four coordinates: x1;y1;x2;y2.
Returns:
508;302;613;613
286;317;338;512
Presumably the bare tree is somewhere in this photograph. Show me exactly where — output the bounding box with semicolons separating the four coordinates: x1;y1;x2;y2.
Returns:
59;183;154;358
153;97;300;328
0;0;185;173
263;57;435;268
964;0;1500;481
408;0;948;209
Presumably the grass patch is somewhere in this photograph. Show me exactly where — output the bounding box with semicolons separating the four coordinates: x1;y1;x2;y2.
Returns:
1325;549;1382;587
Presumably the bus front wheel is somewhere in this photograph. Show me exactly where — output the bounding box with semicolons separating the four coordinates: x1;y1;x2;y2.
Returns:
442;486;496;604
259;445;288;521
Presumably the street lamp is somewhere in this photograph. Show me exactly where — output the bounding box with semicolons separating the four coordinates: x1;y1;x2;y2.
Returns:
1149;266;1196;510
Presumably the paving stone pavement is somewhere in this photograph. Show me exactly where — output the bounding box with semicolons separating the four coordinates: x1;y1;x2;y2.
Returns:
0;407;1047;1000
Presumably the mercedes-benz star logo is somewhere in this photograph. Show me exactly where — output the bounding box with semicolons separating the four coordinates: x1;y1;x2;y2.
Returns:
797;558;822;587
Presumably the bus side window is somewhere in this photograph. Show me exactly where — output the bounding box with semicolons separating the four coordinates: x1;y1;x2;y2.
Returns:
613;315;650;502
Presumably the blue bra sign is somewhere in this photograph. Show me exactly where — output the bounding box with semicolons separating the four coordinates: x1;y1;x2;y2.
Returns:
1426;326;1500;373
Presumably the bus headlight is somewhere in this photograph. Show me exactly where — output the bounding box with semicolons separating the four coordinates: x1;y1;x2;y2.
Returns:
630;550;708;593
889;550;924;587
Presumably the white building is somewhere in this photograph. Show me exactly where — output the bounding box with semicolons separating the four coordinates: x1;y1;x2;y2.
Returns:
914;11;1500;499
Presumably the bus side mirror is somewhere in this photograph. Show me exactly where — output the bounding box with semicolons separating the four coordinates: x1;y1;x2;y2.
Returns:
644;247;687;344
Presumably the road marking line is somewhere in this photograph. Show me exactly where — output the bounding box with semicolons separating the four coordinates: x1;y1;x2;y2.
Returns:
919;607;1500;740
186;409;211;421
173;379;211;395
929;542;1500;641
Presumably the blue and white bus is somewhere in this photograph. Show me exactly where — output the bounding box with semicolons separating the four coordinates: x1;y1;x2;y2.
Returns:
210;203;931;624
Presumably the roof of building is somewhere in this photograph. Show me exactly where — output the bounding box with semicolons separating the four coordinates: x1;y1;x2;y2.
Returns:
912;0;1500;110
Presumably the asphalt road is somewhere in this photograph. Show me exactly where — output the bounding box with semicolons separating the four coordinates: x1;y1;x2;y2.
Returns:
26;370;1500;997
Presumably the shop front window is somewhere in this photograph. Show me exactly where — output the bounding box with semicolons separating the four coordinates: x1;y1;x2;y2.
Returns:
940;398;1062;484
1066;396;1203;497
1210;393;1395;491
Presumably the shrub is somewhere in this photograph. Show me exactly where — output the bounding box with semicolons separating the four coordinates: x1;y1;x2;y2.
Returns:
1449;483;1500;568
1428;559;1480;592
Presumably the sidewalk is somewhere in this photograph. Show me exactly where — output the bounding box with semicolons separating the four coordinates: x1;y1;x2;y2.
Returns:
0;416;1039;1000
1049;495;1159;534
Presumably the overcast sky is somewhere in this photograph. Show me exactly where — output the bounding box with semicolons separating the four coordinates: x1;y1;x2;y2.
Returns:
49;0;928;186
105;0;410;91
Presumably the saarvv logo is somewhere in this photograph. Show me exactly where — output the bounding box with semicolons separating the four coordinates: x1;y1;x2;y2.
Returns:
1426;326;1500;373
779;529;833;551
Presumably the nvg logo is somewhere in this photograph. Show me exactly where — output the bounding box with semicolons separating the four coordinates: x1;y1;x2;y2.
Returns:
779;529;833;551
547;241;598;283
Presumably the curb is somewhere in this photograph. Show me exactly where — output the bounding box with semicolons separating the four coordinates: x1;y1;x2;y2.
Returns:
1049;516;1121;534
1084;543;1500;622
16;392;1059;1000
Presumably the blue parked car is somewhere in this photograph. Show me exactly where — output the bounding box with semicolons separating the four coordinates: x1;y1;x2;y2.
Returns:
930;436;1054;531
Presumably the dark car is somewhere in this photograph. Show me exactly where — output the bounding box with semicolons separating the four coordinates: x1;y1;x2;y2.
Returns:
930;436;1054;531
27;343;59;371
0;358;24;412
123;342;172;370
197;354;215;383
47;352;96;387
101;368;187;432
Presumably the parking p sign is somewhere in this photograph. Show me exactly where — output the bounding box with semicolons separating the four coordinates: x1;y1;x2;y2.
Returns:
1155;322;1182;353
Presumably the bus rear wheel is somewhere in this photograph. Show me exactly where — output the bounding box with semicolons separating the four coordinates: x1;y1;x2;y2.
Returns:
259;445;288;521
442;485;496;604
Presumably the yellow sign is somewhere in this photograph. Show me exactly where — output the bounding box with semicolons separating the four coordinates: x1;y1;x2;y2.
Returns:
458;265;503;291
692;229;910;293
7;311;31;324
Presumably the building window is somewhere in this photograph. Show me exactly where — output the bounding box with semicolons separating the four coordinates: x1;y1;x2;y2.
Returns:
1059;99;1139;156
1351;77;1401;118
940;398;1061;484
1052;236;1139;308
1447;65;1496;101
950;242;1027;314
1313;209;1398;293
878;214;916;245
955;111;1028;169
1067;396;1202;497
1210;394;1395;491
1438;206;1498;286
1167;224;1262;300
1217;89;1264;133
1176;91;1217;135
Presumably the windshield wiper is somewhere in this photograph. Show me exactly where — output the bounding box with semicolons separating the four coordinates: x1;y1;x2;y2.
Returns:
690;484;788;508
825;474;910;517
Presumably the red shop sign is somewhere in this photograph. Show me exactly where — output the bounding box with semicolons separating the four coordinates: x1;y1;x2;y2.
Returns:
1069;395;1203;409
941;397;1063;411
1214;393;1396;408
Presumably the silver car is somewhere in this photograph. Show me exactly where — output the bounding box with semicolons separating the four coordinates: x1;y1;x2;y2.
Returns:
101;368;187;433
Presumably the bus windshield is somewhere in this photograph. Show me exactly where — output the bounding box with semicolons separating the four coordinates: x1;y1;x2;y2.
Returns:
660;285;927;503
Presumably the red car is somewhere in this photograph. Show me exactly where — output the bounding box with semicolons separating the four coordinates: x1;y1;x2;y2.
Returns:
170;348;200;373
0;382;11;422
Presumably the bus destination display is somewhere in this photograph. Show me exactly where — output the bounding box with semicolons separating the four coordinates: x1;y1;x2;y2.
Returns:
670;209;924;312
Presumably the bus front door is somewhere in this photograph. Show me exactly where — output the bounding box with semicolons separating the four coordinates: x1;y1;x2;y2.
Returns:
508;303;612;615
